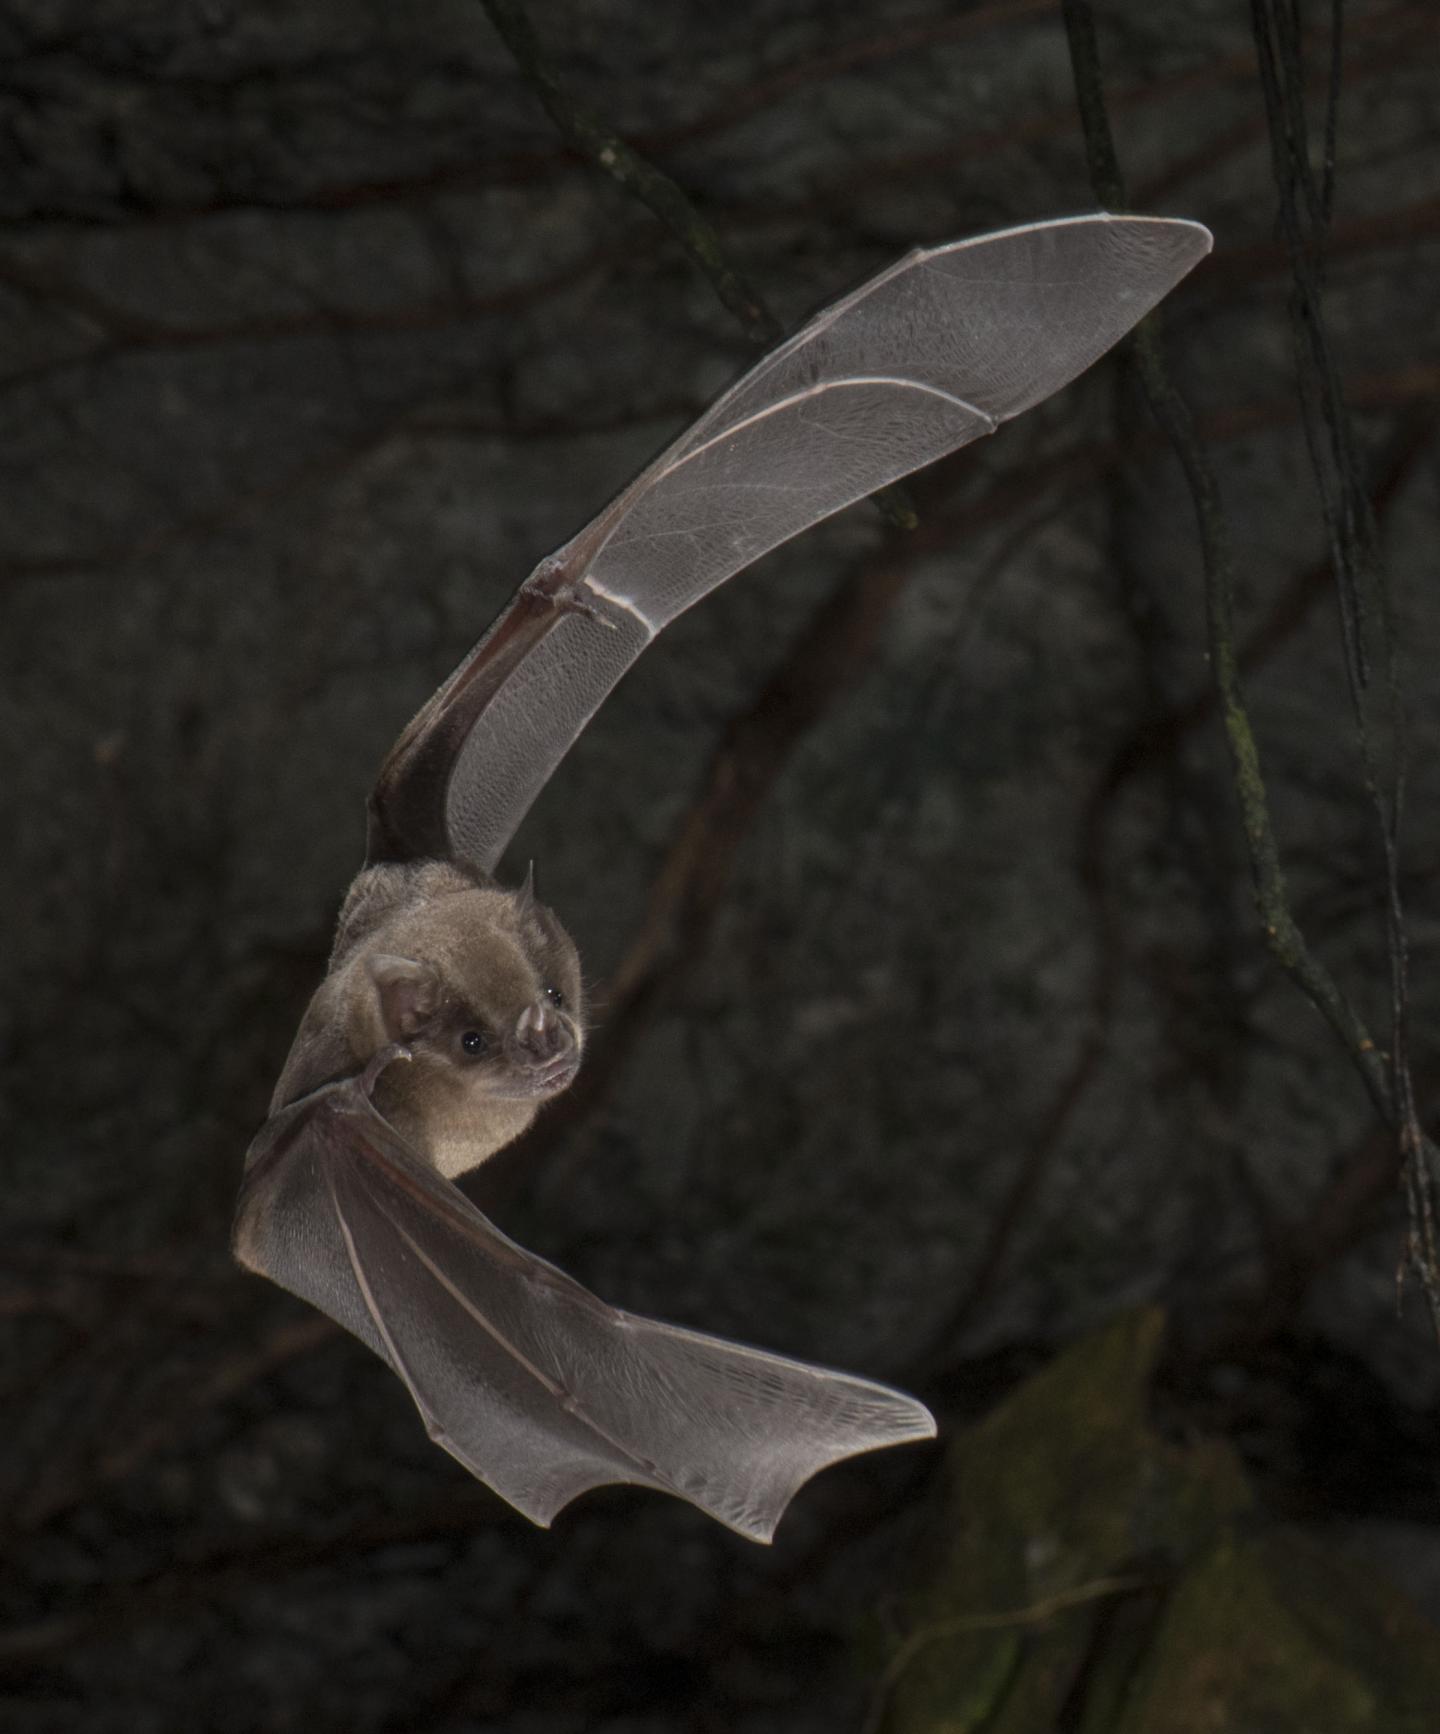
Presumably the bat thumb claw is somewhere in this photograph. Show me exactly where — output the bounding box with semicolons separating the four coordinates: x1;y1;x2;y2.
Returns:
360;1041;414;1096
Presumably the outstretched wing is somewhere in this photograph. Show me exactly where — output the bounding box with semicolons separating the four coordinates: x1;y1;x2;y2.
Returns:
235;1073;935;1542
366;213;1212;872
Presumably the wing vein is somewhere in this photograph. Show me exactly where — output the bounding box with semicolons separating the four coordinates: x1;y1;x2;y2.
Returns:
384;1212;669;1487
325;1162;449;1437
653;375;997;483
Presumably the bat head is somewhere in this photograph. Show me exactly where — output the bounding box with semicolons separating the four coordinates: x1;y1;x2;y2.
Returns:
369;886;583;1090
355;874;585;1174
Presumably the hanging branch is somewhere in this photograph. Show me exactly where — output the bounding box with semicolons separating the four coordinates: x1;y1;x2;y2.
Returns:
1247;0;1436;1323
1060;0;1440;1329
477;0;780;345
476;0;916;527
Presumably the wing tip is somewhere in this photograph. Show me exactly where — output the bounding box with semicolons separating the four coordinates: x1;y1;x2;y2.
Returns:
1033;211;1216;275
1110;212;1215;275
917;210;1214;271
744;1386;939;1547
1094;210;1214;246
911;1398;940;1442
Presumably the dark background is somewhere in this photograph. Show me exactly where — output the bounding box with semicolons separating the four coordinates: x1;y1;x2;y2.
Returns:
3;1;1438;1729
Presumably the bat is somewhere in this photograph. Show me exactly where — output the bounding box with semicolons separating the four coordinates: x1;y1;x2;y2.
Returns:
234;214;1212;1543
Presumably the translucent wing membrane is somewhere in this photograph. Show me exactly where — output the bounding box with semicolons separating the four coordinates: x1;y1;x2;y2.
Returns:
236;1077;935;1541
365;213;1210;874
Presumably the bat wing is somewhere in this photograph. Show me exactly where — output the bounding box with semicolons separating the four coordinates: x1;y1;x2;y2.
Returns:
235;1072;935;1542
366;213;1212;873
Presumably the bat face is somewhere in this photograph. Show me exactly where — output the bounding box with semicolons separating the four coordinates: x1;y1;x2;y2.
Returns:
355;877;585;1176
392;892;582;1094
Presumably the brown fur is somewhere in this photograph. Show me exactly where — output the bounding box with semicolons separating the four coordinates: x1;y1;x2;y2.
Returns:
272;861;584;1178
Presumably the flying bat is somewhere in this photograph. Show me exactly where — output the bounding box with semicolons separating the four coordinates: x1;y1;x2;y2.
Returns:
234;214;1212;1543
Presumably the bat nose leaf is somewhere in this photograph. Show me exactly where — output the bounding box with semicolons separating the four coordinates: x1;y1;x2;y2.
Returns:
512;1000;570;1066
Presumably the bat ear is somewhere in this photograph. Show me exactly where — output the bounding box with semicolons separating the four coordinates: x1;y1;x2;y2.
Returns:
367;953;443;1042
516;861;537;913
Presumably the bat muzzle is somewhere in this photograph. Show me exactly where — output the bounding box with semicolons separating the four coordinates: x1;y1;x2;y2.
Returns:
497;1000;581;1097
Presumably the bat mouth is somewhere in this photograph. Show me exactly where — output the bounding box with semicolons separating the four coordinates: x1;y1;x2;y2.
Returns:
489;1053;581;1100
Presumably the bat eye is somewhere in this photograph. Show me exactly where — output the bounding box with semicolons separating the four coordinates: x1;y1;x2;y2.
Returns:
460;1029;489;1057
544;985;564;1009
